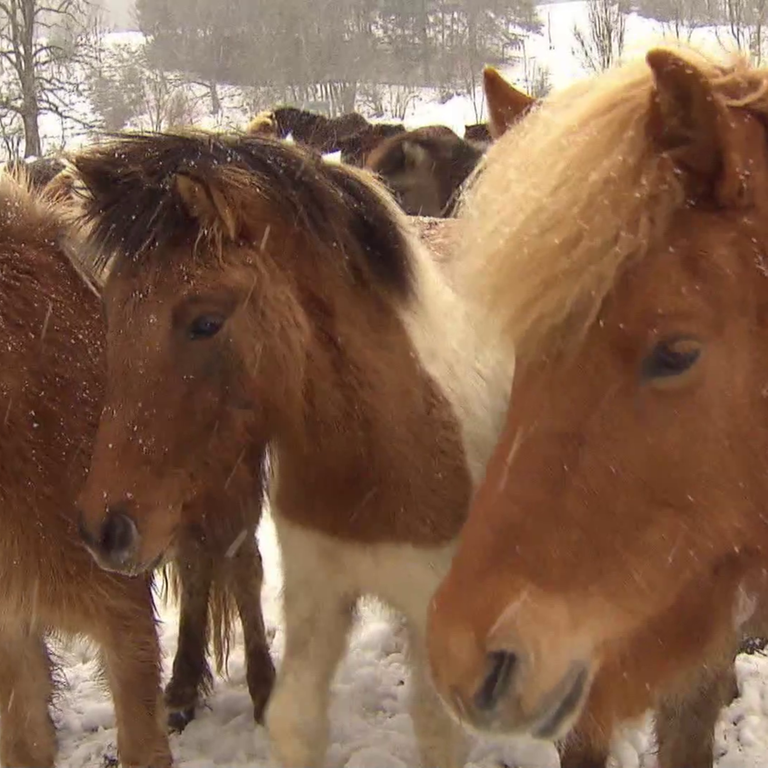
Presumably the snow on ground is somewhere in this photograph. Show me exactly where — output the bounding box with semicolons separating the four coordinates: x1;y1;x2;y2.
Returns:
46;507;768;767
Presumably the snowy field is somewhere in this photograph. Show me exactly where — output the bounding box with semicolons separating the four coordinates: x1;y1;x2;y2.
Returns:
9;1;768;765
50;510;768;768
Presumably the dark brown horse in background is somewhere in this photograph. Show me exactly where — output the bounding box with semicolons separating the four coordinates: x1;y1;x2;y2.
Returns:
2;156;66;190
365;125;485;217
428;45;768;767
464;123;492;143
247;105;369;154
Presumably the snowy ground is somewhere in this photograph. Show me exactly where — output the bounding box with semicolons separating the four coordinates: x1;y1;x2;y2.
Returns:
45;508;768;768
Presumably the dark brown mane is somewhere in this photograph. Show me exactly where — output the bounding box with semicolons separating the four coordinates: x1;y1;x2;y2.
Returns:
70;130;414;300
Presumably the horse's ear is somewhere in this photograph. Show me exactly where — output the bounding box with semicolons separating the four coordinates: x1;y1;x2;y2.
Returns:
646;49;727;185
175;173;239;241
483;67;535;139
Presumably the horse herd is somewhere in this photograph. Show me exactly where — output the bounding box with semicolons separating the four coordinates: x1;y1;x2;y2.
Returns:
1;43;768;768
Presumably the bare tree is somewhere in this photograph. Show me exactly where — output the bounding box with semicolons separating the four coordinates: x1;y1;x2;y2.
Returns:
0;0;96;158
661;0;705;40
711;0;768;63
572;0;628;73
519;39;552;98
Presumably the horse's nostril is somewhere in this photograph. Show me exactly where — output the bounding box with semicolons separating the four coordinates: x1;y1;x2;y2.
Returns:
474;650;517;712
99;506;138;561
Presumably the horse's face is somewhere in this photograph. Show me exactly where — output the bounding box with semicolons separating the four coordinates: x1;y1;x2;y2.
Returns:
367;138;444;217
428;203;768;738
427;92;768;738
77;247;293;574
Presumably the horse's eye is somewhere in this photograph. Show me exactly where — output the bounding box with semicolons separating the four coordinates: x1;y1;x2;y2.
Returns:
642;337;702;380
188;314;225;341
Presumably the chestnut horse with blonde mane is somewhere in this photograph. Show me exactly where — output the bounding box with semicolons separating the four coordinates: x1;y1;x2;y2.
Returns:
427;46;768;765
64;127;761;768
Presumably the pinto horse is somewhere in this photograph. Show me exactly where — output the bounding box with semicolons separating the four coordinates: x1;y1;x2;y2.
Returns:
67;130;512;768
427;46;768;765
45;162;277;735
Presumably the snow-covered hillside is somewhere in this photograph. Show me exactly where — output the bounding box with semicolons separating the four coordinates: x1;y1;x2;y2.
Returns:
19;0;758;156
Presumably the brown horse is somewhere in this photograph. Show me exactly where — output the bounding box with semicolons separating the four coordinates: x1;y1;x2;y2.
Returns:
155;473;275;733
246;105;369;154
0;170;171;767
66;130;512;768
427;45;768;765
336;122;406;166
365;125;486;217
47;159;277;734
464;123;493;143
482;66;537;139
365;74;534;218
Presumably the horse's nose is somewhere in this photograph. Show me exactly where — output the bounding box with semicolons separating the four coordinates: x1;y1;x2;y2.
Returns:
473;650;518;713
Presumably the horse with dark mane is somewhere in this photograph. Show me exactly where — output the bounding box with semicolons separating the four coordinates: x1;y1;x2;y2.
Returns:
365;71;535;218
336;122;406;166
427;45;768;767
246;105;369;154
365;125;486;217
1;163;276;748
65;128;762;768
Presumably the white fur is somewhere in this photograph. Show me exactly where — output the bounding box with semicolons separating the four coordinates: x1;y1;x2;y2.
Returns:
265;504;466;768
389;193;514;486
264;173;514;768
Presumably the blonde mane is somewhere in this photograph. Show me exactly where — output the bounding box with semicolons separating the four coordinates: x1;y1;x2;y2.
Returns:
456;44;768;363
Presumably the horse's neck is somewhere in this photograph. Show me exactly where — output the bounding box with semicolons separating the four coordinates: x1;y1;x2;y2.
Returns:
267;264;475;544
384;236;513;486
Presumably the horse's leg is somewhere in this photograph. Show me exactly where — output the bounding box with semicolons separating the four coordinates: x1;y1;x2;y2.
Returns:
0;626;57;767
406;626;468;768
226;531;275;723
164;536;214;733
95;579;172;768
654;654;737;768
265;527;355;768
